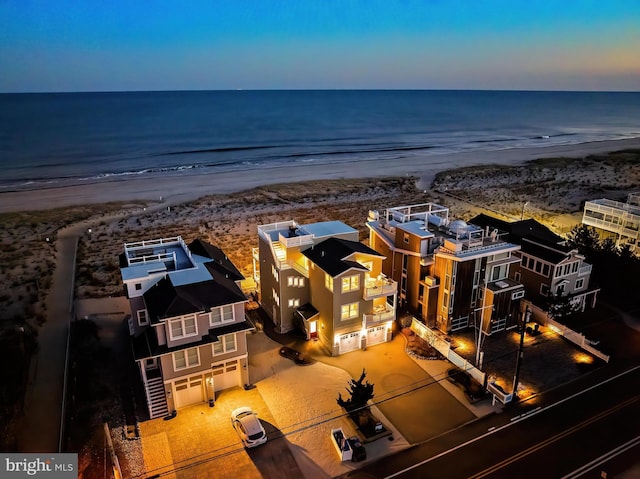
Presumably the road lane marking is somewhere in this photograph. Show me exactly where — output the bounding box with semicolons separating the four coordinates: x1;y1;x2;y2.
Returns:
384;364;640;479
468;395;639;478
561;435;640;479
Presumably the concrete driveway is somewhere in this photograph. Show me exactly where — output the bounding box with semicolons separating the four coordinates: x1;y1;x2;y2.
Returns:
138;386;302;479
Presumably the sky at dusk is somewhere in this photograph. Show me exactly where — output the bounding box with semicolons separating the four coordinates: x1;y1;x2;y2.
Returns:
1;0;639;92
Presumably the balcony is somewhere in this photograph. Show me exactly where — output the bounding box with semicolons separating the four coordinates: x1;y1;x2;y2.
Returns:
278;231;314;248
363;277;397;300
363;304;395;325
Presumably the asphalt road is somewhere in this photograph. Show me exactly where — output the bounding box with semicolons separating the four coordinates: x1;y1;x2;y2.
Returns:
342;364;640;479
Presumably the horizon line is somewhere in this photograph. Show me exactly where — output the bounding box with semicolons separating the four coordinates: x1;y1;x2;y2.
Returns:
2;87;640;95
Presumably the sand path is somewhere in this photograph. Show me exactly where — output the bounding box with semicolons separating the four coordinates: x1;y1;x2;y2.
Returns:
15;203;169;452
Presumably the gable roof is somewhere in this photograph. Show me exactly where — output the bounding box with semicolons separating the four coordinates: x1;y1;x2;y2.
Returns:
302;237;383;277
519;238;571;264
188;239;244;281
469;214;565;245
144;275;246;324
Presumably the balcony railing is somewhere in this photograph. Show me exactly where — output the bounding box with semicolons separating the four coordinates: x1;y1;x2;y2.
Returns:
127;251;175;266
363;305;395;324
363;277;397;300
278;232;314;248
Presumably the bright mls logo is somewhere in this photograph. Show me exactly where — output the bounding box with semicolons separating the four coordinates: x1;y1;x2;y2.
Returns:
2;454;77;478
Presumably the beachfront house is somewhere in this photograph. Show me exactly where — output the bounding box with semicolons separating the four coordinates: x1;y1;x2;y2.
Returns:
470;214;599;314
366;203;524;335
252;220;397;355
581;192;640;253
120;236;253;419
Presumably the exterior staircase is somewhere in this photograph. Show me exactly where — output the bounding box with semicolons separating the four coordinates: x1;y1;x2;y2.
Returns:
145;376;168;419
273;242;286;263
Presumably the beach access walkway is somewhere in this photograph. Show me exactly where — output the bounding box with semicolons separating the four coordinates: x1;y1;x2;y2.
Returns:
16;202;169;453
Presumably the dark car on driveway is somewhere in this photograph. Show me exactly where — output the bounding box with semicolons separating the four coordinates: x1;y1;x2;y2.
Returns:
279;346;315;365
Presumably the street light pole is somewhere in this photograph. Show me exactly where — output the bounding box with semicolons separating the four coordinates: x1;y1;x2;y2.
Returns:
521;201;529;221
512;306;532;397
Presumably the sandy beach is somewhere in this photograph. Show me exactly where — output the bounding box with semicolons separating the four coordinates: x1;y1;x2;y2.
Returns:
2;137;640;214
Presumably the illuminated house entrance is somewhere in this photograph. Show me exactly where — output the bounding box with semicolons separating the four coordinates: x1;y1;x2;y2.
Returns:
296;303;319;340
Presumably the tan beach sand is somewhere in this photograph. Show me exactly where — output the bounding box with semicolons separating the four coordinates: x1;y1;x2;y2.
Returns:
2;137;640;213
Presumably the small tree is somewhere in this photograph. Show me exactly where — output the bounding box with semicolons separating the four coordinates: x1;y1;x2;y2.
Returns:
546;292;581;324
337;369;374;412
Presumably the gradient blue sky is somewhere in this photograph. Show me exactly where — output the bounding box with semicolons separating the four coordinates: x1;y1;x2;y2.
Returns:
1;0;639;92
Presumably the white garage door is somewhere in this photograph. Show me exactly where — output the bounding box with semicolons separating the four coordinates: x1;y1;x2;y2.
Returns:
212;360;240;392
366;325;387;347
174;375;204;408
339;332;361;354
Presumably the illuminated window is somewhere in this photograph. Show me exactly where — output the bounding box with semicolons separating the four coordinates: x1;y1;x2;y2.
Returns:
341;302;359;320
341;275;360;293
288;276;305;287
325;274;333;292
288;298;300;308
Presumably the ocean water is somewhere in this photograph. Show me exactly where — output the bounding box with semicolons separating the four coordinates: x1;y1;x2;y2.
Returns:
1;90;639;190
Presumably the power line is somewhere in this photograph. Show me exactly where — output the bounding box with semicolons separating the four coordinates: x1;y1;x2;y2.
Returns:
130;325;604;478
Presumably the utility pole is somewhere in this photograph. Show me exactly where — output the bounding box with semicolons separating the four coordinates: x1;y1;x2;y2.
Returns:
474;292;494;369
512;306;532;397
521;201;529;221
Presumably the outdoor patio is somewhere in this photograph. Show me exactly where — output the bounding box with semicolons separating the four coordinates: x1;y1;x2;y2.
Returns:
447;322;604;400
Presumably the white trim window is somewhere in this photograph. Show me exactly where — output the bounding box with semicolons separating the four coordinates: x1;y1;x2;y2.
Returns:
342;275;360;293
512;290;525;300
491;264;508;281
173;347;200;371
540;284;549;296
169;314;198;340
575;278;584;290
137;309;149;326
213;333;237;355
210;304;234;326
341;302;359;320
288;276;305;287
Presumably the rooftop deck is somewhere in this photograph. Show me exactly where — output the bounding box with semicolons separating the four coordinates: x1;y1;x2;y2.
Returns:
121;236;195;281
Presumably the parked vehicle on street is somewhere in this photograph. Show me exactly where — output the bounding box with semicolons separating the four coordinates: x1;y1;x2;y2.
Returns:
231;407;267;448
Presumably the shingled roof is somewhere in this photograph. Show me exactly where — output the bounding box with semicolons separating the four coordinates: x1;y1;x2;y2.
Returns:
302;237;383;277
188;239;244;281
144;275;246;324
469;213;565;245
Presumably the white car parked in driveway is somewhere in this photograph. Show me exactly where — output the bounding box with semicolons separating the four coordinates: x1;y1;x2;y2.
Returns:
231;407;267;448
